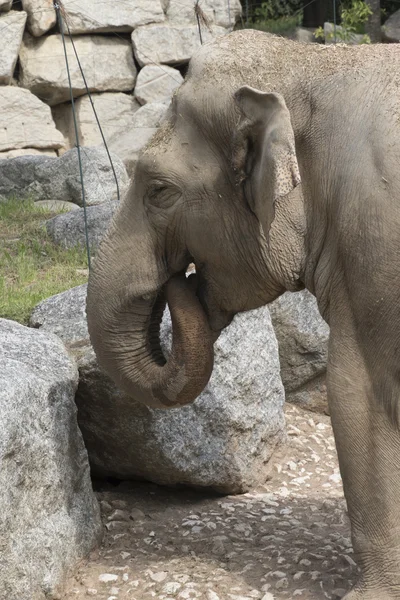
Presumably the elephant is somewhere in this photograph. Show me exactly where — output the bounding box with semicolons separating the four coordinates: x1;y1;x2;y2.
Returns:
87;30;400;599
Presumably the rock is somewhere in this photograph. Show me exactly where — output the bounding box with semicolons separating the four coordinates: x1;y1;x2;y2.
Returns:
134;65;183;105
46;202;117;251
34;200;81;212
285;26;317;43
20;34;137;106
99;574;119;584
0;155;55;198
163;582;181;594
52;93;141;151
0;0;12;11
288;376;328;414
0;318;102;599
0;11;27;84
131;102;169;128
31;146;130;206
62;0;164;34
27;284;90;344
30;285;286;494
323;22;366;45
167;0;241;28
21;0;56;36
382;9;400;42
0;87;65;152
269;290;329;413
0;147;128;206
130;508;146;521
109;103;169;177
150;571;168;583
0;148;57;159
111;129;157;178
132;24;228;67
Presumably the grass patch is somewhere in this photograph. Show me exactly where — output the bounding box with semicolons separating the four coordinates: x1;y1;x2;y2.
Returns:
245;14;301;35
0;197;88;324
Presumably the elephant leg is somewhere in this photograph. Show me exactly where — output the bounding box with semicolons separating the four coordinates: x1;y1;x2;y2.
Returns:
328;312;400;599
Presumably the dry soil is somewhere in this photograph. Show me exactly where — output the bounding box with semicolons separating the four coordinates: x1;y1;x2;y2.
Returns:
64;404;355;600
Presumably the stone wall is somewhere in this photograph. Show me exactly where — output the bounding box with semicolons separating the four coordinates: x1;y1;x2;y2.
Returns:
0;0;241;171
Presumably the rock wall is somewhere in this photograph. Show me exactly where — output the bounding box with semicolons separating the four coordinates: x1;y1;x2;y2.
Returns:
0;0;241;174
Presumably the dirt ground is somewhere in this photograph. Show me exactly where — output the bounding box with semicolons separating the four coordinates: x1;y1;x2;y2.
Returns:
64;404;356;600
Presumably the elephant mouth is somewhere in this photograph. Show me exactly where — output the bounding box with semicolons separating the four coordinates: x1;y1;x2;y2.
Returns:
187;262;234;338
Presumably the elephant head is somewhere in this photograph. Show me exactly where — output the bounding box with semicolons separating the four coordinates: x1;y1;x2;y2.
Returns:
86;63;303;409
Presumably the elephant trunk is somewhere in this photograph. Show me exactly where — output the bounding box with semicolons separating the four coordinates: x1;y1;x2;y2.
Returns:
86;196;214;408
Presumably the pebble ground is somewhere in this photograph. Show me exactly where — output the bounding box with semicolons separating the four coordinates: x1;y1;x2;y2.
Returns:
64;405;357;600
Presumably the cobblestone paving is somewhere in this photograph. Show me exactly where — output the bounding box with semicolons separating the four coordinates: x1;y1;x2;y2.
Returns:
65;405;356;600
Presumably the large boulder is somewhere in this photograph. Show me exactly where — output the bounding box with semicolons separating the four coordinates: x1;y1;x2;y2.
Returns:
383;9;400;42
20;34;137;105
323;22;366;44
0;155;56;198
0;87;65;153
109;102;169;176
269;290;329;413
21;0;56;36
0;147;129;205
134;64;184;105
130;101;169;128
167;0;241;28
0;0;12;11
33;146;129;205
52;93;141;151
62;0;165;34
30;285;286;494
132;24;227;67
46;201;117;250
0;11;27;84
0;318;102;600
0;148;57;159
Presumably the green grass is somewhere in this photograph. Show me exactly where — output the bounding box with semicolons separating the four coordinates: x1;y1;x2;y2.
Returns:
239;14;302;36
0;197;88;324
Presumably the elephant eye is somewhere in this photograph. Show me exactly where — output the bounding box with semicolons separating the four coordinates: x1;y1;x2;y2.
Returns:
146;182;179;210
149;184;168;198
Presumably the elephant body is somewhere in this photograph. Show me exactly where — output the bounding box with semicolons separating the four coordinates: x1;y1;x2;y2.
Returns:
87;32;400;598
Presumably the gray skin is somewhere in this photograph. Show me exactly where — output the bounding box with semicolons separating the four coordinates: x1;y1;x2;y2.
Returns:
87;31;400;599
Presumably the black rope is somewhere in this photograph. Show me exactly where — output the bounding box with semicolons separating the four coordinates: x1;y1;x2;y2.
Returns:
227;0;232;31
64;19;121;207
333;0;337;43
54;2;91;270
195;0;203;44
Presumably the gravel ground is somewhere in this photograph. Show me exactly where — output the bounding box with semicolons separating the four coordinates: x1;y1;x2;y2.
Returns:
64;404;357;600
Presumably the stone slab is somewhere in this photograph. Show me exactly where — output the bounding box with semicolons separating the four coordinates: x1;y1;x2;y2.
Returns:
62;0;164;34
134;64;183;105
132;24;227;67
0;11;27;84
20;34;137;106
21;0;56;36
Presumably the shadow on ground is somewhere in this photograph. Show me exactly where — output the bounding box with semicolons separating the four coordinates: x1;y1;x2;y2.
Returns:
65;406;357;600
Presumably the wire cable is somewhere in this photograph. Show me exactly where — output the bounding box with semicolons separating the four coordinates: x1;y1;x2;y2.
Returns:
64;18;121;206
54;1;91;270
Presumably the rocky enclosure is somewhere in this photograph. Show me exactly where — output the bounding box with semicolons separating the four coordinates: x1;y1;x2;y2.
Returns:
0;0;241;173
0;4;340;597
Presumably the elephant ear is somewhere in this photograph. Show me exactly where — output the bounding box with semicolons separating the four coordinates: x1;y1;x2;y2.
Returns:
232;85;301;236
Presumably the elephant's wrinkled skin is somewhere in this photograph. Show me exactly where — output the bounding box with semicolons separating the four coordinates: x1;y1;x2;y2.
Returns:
87;31;400;598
